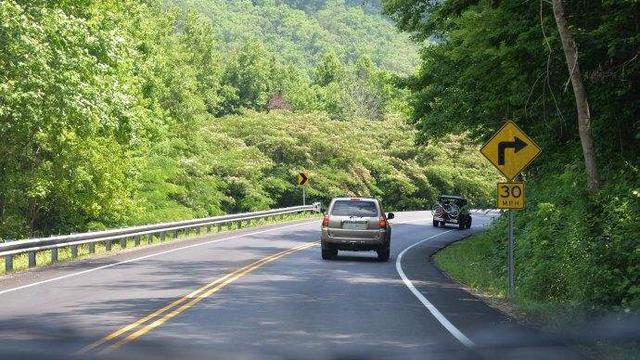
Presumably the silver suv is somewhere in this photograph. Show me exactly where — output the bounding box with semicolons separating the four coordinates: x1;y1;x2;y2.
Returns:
320;197;394;261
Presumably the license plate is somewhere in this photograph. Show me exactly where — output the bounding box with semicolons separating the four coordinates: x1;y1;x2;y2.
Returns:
343;222;367;230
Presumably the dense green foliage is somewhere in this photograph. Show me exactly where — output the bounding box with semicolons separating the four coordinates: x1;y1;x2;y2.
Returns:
384;0;640;309
169;0;418;75
199;112;496;214
0;0;495;239
139;110;497;221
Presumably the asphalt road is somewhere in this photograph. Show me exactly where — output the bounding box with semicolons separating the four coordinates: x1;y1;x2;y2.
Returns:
0;211;584;360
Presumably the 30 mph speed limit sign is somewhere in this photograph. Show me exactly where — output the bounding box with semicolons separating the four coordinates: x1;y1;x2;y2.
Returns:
497;182;525;210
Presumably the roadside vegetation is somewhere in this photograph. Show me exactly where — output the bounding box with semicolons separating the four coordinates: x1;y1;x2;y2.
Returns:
435;224;640;360
0;0;496;240
386;0;639;313
384;0;640;355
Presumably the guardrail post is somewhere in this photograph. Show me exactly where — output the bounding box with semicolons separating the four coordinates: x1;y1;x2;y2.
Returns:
237;220;242;229
120;237;126;249
105;240;112;252
217;224;222;232
134;235;140;246
206;225;211;233
71;245;78;258
5;254;13;272
89;242;95;254
51;248;58;263
28;251;36;268
196;226;201;235
160;232;166;242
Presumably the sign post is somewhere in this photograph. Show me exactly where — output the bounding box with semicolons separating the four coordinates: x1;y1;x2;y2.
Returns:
296;172;309;206
508;210;515;300
481;121;541;301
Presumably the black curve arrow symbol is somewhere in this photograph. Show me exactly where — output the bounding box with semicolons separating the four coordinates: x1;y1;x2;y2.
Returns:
498;137;527;165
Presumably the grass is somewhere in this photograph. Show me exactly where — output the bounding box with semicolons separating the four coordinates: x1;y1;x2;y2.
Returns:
434;232;506;299
434;232;640;360
0;211;318;276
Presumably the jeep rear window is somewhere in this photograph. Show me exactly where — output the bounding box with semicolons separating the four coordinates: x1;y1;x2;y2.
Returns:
331;200;378;217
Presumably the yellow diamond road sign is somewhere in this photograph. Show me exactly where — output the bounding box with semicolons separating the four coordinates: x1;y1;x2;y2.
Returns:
480;121;541;180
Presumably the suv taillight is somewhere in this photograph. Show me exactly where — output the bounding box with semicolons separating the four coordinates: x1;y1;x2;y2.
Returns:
378;217;387;229
322;215;330;227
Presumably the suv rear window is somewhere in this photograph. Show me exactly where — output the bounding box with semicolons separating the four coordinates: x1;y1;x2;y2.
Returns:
331;200;378;217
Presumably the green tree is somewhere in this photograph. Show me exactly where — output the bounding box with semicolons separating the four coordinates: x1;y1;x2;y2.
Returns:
0;0;138;237
218;42;274;115
181;11;224;115
314;51;345;86
383;0;640;308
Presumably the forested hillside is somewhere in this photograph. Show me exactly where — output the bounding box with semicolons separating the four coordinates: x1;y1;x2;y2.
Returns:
192;112;495;217
167;0;418;75
0;0;495;239
384;0;640;309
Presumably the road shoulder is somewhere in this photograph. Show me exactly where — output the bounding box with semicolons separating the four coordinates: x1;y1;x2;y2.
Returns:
397;222;584;359
433;231;640;360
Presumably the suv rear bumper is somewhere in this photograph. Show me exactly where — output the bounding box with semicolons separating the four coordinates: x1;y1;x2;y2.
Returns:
433;216;459;224
321;229;387;251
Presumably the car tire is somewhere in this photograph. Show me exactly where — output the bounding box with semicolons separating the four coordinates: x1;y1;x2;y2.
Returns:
458;220;465;230
432;220;439;227
466;217;472;229
439;221;445;227
322;246;337;260
377;245;390;262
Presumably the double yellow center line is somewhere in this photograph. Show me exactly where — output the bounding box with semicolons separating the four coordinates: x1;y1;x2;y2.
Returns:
80;241;318;355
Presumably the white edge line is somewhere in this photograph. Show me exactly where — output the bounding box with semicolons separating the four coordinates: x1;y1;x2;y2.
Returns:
395;230;476;348
0;220;318;296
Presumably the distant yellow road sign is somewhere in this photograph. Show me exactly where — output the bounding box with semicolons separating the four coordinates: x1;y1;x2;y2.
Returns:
480;121;541;181
296;172;309;186
497;182;525;210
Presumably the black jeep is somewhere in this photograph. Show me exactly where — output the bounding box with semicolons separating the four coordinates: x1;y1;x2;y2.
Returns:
432;195;472;230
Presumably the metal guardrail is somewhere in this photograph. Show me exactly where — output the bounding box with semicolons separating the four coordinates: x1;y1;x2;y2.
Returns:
0;203;321;273
469;209;501;215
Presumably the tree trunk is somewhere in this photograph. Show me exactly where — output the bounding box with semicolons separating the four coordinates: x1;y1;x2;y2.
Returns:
551;0;601;193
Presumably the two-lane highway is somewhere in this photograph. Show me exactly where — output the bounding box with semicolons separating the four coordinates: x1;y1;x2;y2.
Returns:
0;212;582;359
